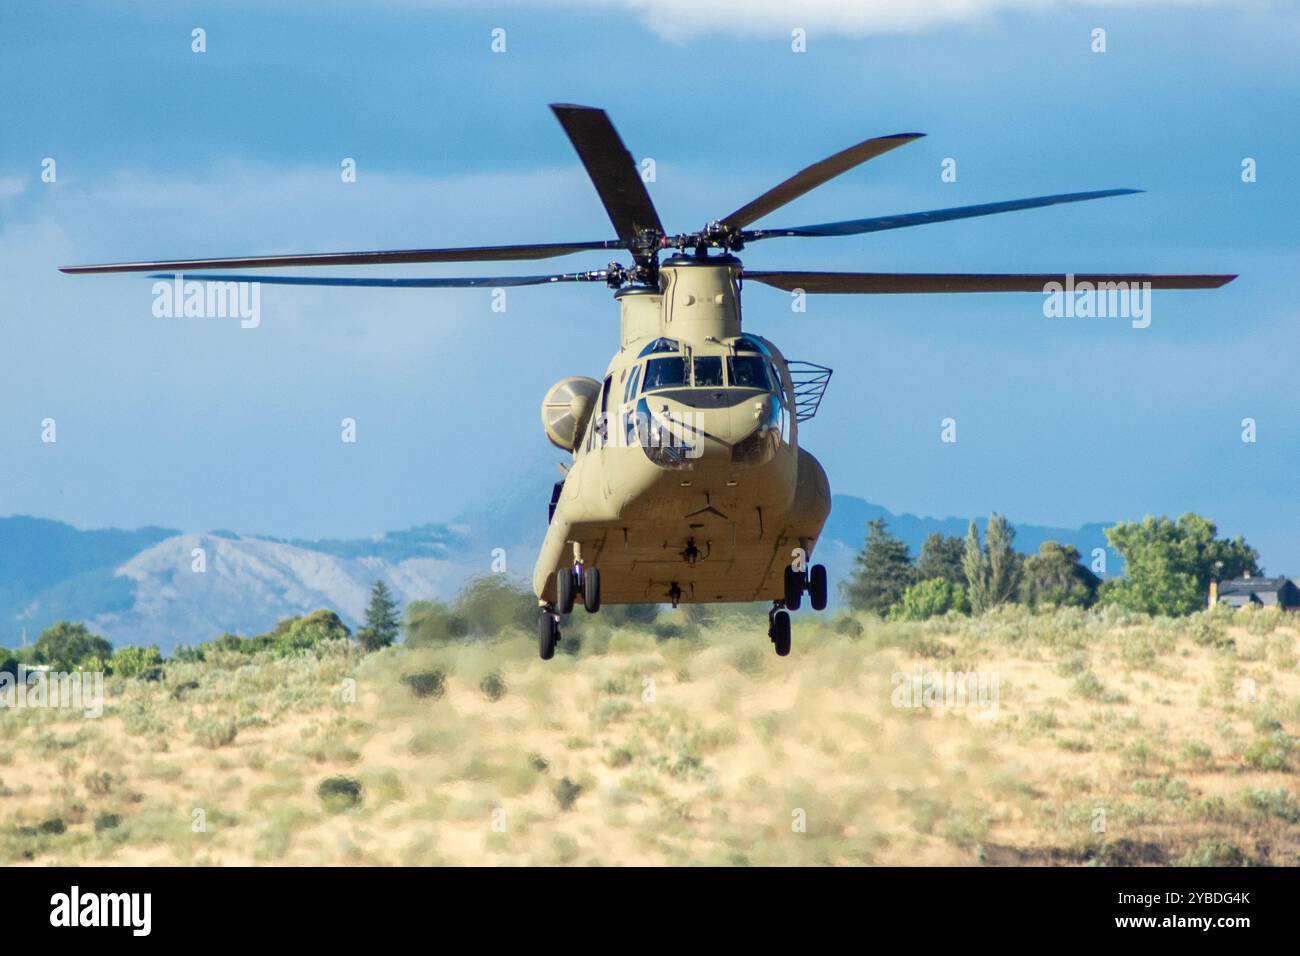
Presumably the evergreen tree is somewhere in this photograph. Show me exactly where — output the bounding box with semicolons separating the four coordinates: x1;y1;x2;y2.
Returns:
917;532;967;587
963;514;1022;613
357;581;401;651
842;518;916;614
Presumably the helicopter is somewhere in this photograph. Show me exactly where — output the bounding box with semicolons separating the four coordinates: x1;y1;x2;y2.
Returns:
62;104;1235;660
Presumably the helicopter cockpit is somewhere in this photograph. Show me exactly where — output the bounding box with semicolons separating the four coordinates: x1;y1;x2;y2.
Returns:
633;335;778;397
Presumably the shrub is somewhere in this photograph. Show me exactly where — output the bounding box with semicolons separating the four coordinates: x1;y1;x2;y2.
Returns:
401;670;446;699
190;716;238;750
553;776;583;811
833;614;864;638
1242;788;1300;824
1073;670;1106;701
1242;732;1294;772
111;645;163;679
318;776;363;812
890;578;969;622
83;771;114;796
479;672;507;702
1178;840;1244;867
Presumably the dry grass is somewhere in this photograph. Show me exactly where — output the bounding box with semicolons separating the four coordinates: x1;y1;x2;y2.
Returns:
1;604;1298;866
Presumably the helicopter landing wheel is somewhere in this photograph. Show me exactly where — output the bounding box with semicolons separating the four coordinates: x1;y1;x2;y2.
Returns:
770;609;791;657
808;564;828;611
556;567;577;615
783;566;804;610
582;566;601;613
538;608;560;660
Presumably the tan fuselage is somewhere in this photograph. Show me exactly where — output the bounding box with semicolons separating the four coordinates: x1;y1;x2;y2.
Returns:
533;255;831;606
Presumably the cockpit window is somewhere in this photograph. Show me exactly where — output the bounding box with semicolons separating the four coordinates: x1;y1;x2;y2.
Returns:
624;364;642;403
728;354;771;390
642;356;688;391
693;355;724;387
734;335;770;355
637;337;680;358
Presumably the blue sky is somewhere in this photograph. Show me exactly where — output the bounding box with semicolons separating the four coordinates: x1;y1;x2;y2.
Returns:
2;1;1298;569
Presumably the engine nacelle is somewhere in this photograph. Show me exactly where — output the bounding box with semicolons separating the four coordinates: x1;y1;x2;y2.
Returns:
540;376;601;451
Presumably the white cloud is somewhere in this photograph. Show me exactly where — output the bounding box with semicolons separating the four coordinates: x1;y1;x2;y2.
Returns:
416;0;1250;41
593;0;1052;38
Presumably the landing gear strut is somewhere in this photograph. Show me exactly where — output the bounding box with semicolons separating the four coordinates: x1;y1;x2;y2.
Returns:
556;546;601;616
769;563;829;657
768;602;792;657
784;563;829;612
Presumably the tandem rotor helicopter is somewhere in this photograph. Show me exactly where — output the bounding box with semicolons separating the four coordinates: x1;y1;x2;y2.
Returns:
63;104;1235;660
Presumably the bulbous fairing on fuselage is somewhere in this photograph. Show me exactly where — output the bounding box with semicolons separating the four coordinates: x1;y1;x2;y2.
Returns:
531;254;831;606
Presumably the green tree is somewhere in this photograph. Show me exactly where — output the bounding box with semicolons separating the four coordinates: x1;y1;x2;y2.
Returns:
842;518;916;615
917;533;967;587
110;645;163;679
356;581;401;651
1100;514;1259;616
963;514;1022;613
274;610;351;652
1020;542;1099;609
889;578;970;621
32;621;113;670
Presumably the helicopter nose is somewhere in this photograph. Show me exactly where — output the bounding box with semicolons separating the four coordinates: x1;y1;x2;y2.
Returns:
724;393;782;467
662;391;781;468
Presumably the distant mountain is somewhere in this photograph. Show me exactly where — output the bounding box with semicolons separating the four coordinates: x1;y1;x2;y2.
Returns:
105;533;469;651
1;479;1114;652
0;516;177;643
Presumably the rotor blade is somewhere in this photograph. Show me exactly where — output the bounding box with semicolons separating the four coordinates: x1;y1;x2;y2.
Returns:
144;271;611;288
744;271;1238;294
717;133;923;232
550;103;664;242
743;189;1142;240
59;240;626;275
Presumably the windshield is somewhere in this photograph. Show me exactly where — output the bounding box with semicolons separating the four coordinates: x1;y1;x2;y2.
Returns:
642;356;688;391
638;337;680;357
693;356;724;387
728;354;771;390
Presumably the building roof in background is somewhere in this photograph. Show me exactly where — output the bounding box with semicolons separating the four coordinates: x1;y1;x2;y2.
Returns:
1217;576;1300;607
